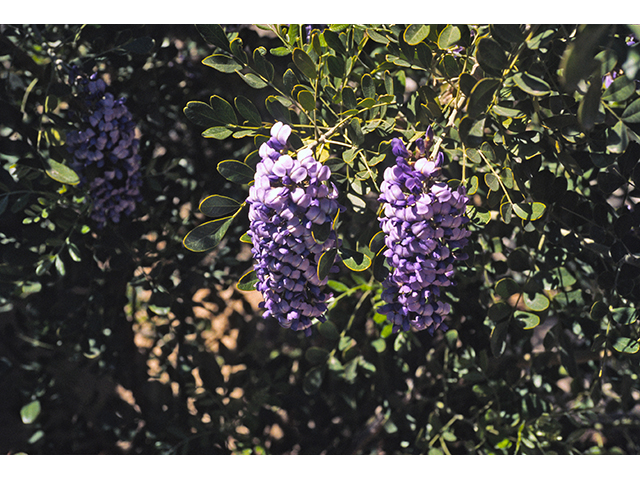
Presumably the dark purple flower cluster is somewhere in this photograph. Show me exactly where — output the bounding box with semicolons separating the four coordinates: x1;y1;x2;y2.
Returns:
377;129;471;334
66;72;142;228
247;122;342;334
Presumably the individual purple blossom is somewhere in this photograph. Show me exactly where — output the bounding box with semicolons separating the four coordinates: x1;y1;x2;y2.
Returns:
377;132;471;334
247;122;343;335
66;71;142;228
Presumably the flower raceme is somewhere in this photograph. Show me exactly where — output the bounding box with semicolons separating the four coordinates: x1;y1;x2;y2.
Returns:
247;122;342;335
66;72;142;228
378;130;471;334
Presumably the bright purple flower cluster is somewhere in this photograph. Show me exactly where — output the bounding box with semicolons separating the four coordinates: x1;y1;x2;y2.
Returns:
247;122;342;334
66;72;142;228
378;128;471;334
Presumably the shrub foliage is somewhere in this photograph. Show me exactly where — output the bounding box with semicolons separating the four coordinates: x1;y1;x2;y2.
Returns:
2;23;640;454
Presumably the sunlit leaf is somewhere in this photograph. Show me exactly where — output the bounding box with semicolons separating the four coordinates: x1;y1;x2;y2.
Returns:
317;248;338;280
512;72;550;96
237;269;258;291
202;54;242;73
514;311;540;329
404;25;430;45
340;247;371;271
612;337;640;354
183;216;235;252
45;159;80;185
437;25;461;49
20;400;41;425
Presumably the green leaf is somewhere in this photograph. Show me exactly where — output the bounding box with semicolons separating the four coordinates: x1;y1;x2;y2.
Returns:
606;121;629;154
404;25;430;45
484;173;500;191
523;292;549;312
369;231;386;254
514;311;540;329
467;78;501;118
578;75;603;130
327;280;349;293
297;89;316;112
602;74;635;103
317;320;340;341
467;205;491;225
199;194;243;217
202;54;242;73
459;115;485;147
196;24;230;50
253;47;274;81
560;25;610;92
513;202;546;221
621;98;640;123
361;73;376;99
496;278;520;299
340;247;372;271
324;29;347;55
612;337;640;354
237;72;268;89
437;25;461;49
512;72;551;96
20;400;41;424
610;307;637;325
67;243;81;262
590;301;608;321
488;302;512;322
217;159;255;184
237;269;258;291
292;48;317;80
317;248;338;281
326;55;345;77
234;96;262;126
490;321;509;357
491;24;524;44
120;36;155;55
202;126;233;139
209;95;237;125
45;159;80;185
265;96;292;124
305;347;330;365
476;37;509;72
183;216;235;252
303;365;326;394
184;101;218;127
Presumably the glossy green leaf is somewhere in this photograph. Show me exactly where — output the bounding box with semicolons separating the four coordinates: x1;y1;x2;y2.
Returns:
467;205;491;224
196;24;230;50
512;72;550;96
318;248;338;281
45;159;80;185
292;48;317;80
199;194;243;217
437;25;461;49
369;231;386;254
612;337;640;354
404;25;430;45
20;400;41;424
514;311;540;329
237;269;258;291
202;53;242;73
476;37;509;72
234;96;262;126
217;159;255;184
340;247;372;271
183;216;235;252
601;74;635;103
467;78;501;118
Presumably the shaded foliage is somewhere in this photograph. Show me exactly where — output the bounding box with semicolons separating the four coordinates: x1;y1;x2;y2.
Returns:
2;24;640;455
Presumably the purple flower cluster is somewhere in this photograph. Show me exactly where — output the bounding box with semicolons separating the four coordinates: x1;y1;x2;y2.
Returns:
66;72;142;228
247;122;342;334
377;129;471;334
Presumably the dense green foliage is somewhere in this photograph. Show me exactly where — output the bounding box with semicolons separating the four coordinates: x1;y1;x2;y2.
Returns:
2;24;640;454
